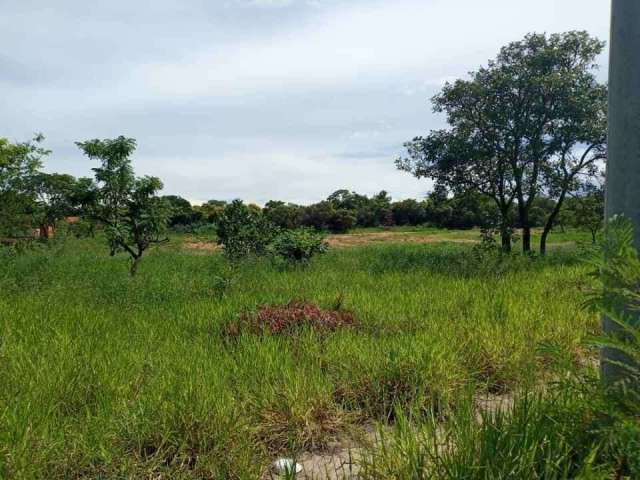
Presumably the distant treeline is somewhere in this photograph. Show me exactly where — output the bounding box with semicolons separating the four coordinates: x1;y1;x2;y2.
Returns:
165;187;584;234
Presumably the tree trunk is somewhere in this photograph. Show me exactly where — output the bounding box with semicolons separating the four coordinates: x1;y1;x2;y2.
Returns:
39;224;50;239
501;231;511;252
539;227;550;256
130;256;142;276
522;225;532;253
540;191;566;256
498;205;512;252
517;198;532;253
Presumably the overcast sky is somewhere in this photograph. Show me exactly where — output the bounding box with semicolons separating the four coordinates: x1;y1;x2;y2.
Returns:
2;0;610;205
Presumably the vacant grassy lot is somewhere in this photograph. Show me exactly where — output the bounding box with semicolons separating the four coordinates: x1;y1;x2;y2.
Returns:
0;230;598;478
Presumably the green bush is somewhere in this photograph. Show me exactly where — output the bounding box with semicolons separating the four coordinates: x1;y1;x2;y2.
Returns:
268;228;328;262
216;200;277;261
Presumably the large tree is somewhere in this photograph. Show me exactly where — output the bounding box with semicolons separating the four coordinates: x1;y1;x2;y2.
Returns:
0;134;49;238
76;136;170;275
30;172;78;238
398;31;606;253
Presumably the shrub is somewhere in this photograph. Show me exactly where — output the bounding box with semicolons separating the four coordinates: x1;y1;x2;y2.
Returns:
327;209;356;233
300;202;356;233
268;228;328;262
216;200;277;260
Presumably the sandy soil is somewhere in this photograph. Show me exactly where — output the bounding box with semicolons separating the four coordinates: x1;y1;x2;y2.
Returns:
325;231;476;248
183;241;220;251
265;392;516;479
182;232;475;253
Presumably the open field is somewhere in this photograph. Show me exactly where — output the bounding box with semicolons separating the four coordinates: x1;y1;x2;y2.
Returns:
180;226;590;253
0;229;601;478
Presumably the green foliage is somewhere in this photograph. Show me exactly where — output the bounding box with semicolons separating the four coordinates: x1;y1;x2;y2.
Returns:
216;199;277;260
196;199;227;225
326;208;356;233
162;195;203;229
263;200;303;229
302;201;356;233
268;228;328;263
218;203;327;263
76;136;170;275
570;184;605;243
398;31;607;252
587;216;640;400
0;134;50;238
391;199;426;226
29;172;79;236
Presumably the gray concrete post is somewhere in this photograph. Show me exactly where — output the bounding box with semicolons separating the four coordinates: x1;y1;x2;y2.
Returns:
603;0;640;385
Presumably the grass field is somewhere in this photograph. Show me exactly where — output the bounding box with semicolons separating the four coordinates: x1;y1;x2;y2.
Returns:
0;228;600;478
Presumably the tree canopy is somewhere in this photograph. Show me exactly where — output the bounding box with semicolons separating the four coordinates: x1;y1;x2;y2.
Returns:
398;31;607;252
76;136;170;275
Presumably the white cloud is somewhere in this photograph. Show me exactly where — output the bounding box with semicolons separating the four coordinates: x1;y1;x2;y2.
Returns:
2;0;610;204
136;0;609;98
231;0;295;8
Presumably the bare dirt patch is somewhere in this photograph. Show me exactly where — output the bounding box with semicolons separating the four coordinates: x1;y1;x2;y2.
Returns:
326;231;477;248
183;241;219;252
181;233;472;253
270;391;517;479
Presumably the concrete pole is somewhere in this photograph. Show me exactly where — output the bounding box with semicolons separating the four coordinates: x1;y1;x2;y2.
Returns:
603;0;640;385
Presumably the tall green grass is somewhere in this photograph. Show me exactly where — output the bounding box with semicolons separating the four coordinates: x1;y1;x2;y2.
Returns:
0;236;597;478
360;219;640;480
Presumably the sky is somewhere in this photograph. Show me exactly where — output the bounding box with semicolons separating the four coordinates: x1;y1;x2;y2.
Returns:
2;0;610;205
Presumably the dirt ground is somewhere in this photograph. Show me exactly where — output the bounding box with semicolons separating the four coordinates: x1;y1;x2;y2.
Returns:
324;231;476;248
183;231;476;253
183;240;220;252
264;392;516;479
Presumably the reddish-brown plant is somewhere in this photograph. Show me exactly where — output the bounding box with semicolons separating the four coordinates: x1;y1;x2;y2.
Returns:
228;301;357;336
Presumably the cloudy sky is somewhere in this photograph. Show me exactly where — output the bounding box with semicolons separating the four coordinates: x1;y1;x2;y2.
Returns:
2;0;610;205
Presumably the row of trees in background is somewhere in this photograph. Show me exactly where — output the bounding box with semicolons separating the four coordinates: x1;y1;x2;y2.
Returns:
165;184;603;238
1;133;604;242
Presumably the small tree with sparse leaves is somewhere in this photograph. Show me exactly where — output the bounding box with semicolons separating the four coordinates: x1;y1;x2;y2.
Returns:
76;136;170;275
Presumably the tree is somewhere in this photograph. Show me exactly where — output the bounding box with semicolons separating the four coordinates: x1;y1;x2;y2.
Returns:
538;56;607;254
216;199;277;260
391;199;426;226
301;201;335;231
398;31;606;253
301;201;356;233
326;189;393;228
372;190;394;227
327;208;356;233
398;114;516;250
0;134;49;238
163;195;203;228
268;228;327;263
570;183;605;244
197;200;227;224
263;200;303;229
30;173;77;238
67;177;99;237
76;136;170;275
